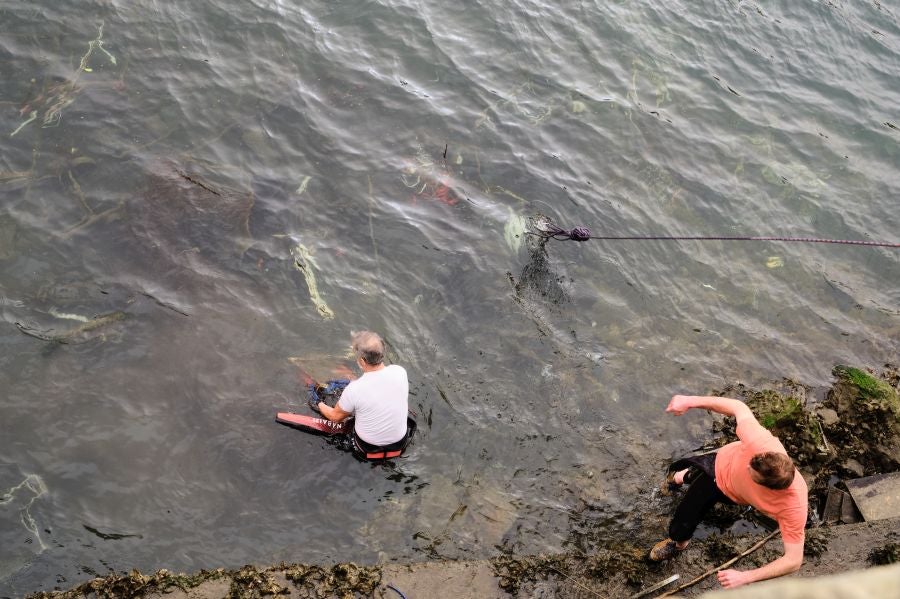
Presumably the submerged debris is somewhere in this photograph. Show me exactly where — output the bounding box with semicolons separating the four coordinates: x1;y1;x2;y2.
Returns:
504;208;527;253
9;111;37;137
0;473;49;554
295;175;311;195
291;244;335;319
15;311;125;344
11;22;116;136
510;219;568;305
400;139;460;206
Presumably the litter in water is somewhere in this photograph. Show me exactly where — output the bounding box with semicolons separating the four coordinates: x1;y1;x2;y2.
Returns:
291;243;335;319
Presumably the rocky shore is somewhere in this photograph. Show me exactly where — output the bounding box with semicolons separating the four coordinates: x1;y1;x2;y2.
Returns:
28;365;900;598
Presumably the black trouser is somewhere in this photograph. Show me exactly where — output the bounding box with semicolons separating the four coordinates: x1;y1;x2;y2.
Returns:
668;469;735;542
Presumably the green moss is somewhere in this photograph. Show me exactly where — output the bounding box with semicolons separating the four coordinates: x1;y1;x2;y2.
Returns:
755;395;803;430
834;366;900;414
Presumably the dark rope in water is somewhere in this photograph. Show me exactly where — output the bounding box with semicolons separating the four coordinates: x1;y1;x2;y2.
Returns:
386;584;407;599
527;218;900;248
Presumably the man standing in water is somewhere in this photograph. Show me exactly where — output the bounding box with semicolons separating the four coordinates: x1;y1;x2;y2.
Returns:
317;331;410;449
650;394;808;589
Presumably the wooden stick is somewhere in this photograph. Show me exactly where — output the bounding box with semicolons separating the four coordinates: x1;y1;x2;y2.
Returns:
658;530;781;597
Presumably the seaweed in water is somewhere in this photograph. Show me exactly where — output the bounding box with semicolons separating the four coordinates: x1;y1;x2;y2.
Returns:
511;220;569;306
869;543;900;565
291;243;335;320
15;311;125;344
11;23;117;135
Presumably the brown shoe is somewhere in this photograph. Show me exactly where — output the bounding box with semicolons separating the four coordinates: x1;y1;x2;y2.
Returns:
649;538;682;562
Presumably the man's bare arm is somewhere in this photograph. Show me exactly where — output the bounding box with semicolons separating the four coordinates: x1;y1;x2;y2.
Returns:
666;395;755;422
717;541;804;588
319;401;351;423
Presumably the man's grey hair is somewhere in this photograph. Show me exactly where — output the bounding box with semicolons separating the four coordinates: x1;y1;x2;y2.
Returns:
351;330;384;365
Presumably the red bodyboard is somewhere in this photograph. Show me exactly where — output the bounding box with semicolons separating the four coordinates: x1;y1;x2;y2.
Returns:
275;412;352;436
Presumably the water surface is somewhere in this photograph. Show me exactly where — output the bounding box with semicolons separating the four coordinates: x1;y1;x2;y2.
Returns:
1;1;898;595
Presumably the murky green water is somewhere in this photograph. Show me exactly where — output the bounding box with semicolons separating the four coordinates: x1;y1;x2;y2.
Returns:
1;0;898;595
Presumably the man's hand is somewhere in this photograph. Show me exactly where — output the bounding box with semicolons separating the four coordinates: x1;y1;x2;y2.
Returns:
716;539;803;588
666;395;694;415
319;401;351;423
717;569;753;589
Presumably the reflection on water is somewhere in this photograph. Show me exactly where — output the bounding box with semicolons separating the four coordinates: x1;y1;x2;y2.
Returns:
1;0;898;595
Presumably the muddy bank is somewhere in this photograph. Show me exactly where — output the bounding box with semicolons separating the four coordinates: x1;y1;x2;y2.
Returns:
23;518;900;599
27;365;900;598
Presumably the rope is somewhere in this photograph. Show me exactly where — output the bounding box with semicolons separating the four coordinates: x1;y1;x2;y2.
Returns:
527;218;900;248
386;584;407;599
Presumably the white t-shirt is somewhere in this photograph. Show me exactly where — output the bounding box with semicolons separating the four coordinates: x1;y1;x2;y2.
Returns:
337;365;409;445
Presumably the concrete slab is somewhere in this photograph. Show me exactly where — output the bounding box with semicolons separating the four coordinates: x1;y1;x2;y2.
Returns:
822;488;845;525
840;491;863;524
698;563;900;599
378;560;505;599
845;472;900;522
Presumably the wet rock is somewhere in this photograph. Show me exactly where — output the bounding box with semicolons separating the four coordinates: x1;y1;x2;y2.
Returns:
869;543;900;565
842;459;865;478
803;529;829;558
715;365;900;505
816;408;839;427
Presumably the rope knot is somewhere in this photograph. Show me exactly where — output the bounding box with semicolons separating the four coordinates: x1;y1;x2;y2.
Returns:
569;227;591;241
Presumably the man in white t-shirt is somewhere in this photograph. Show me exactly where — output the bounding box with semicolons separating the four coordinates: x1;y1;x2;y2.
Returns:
317;331;409;446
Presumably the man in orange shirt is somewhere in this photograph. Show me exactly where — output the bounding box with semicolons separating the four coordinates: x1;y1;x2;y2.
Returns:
649;395;808;589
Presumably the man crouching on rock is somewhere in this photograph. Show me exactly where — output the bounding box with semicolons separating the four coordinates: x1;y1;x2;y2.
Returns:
650;394;808;589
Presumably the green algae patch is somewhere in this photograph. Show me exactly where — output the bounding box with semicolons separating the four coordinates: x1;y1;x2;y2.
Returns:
821;365;900;481
756;393;804;431
712;365;900;505
712;381;827;468
833;365;900;415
